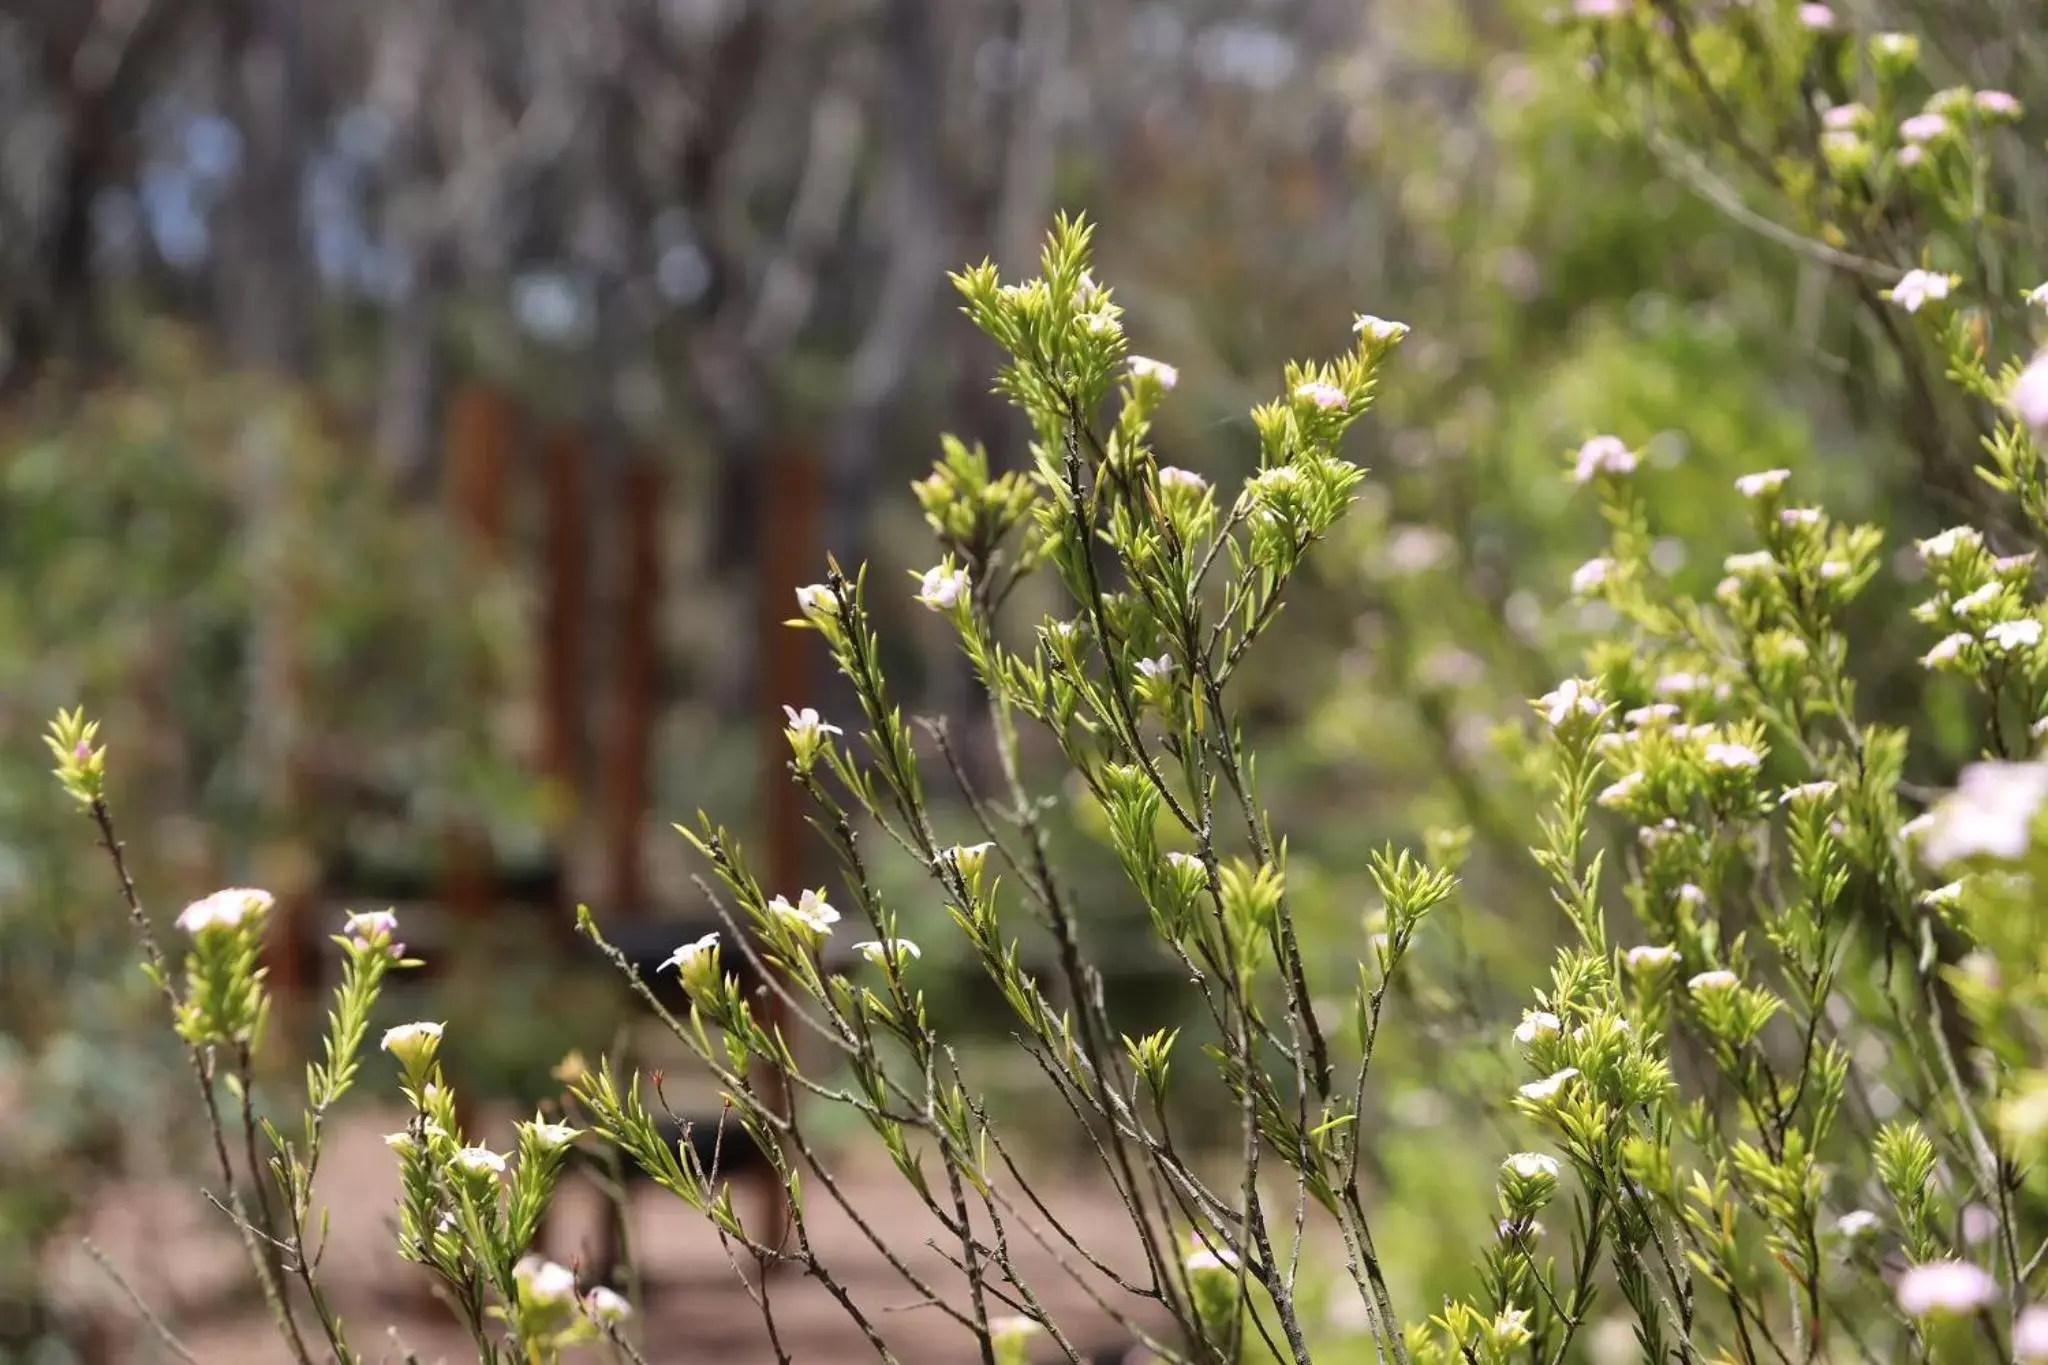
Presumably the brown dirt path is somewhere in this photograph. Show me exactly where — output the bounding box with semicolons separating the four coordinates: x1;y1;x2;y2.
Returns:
53;1105;1169;1364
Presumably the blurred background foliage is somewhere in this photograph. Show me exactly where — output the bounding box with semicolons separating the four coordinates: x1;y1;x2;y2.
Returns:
1;0;2043;1356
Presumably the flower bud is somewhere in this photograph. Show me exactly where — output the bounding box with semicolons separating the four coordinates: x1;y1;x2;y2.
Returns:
382;1021;445;1089
1499;1152;1562;1218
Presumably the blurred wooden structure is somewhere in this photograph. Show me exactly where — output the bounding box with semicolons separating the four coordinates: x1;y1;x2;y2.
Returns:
264;381;813;1260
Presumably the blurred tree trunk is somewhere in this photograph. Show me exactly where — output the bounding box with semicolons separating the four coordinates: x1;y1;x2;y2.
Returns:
217;0;318;1043
6;0;200;393
217;0;308;373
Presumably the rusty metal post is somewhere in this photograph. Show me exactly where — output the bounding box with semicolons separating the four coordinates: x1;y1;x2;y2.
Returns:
752;444;822;1254
540;428;590;914
601;455;661;916
441;386;515;926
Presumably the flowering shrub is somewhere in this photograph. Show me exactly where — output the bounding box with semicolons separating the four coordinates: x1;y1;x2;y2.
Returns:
34;12;2048;1362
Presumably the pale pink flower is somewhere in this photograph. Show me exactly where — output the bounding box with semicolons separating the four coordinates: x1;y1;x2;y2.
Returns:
1571;557;1614;595
343;910;404;957
2011;352;2048;435
1888;269;1953;313
1130;356;1179;390
1975;90;2022;119
177;887;274;934
1573;436;1637;483
1900;113;1950;144
916;564;971;611
2015;1305;2048;1360
1895;1260;1997;1317
1295;381;1348;411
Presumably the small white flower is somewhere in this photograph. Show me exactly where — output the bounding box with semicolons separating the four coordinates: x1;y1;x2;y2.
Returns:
1723;551;1777;579
1954;584;2004;617
1538;678;1603;729
660;932;720;974
1572;435;1637;483
1134;654;1177;680
1655;671;1701;696
1895;1260;1998;1317
453;1146;506;1177
1158;465;1207;493
1597;772;1645;808
1923;761;2048;866
1821;104;1866;131
1872;33;1917;58
526;1121;581;1150
769;889;840;934
1129;356;1179;390
1625;704;1679;728
1165;851;1203;873
1818;560;1849;580
1797;3;1835;29
381;1021;444;1056
1920;881;1965;909
1833;1209;1881;1239
1780;781;1838;806
782;705;844;741
916;564;972;611
1675;883;1707;907
2028;284;2048;310
853;939;922;966
177;887;275;934
383;1131;417;1152
1353;314;1410;343
1887;269;1954;314
1735;469;1790;499
795;583;836;618
2013;352;2048;435
946;842;995;880
1922;632;1973;668
1687;970;1741;995
1185;1243;1241;1274
517;1257;578;1305
1518;1068;1579;1103
1503;1152;1561;1181
1571;557;1613;595
584;1286;632;1326
1975;90;2022;119
1295;381;1348;411
1703;742;1762;772
1780;507;1823;528
1514;1011;1562;1045
1918;526;1983;562
1988;620;2043;653
1623;944;1679;972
